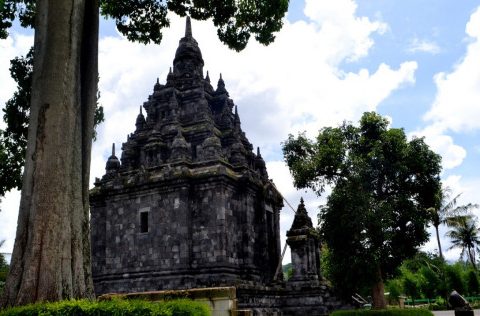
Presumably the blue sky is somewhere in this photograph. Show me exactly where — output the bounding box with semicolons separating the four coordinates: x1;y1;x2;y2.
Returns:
1;0;480;264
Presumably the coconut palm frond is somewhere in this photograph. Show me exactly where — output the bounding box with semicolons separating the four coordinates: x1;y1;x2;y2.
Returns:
446;217;480;269
445;214;476;227
450;203;480;216
431;187;479;260
440;192;462;215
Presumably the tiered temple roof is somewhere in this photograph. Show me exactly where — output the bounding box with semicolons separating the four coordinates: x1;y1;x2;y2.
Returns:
95;16;268;188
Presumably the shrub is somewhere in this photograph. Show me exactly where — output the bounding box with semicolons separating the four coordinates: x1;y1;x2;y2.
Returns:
0;298;210;316
445;264;466;294
386;280;402;305
466;270;479;296
331;309;433;316
402;272;420;306
427;296;447;311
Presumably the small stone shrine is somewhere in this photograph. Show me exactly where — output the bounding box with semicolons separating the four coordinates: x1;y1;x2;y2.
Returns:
91;17;346;315
286;198;321;286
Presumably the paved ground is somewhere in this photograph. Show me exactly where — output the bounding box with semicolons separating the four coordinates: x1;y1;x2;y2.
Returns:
432;310;480;316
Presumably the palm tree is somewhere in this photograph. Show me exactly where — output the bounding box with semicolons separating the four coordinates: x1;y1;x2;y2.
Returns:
430;188;479;260
446;216;480;270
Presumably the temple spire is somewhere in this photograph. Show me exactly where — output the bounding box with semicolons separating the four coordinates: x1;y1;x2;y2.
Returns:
166;67;174;85
185;16;192;38
216;73;228;95
154;77;161;91
297;197;308;214
106;142;120;172
234;105;241;128
136;105;146;131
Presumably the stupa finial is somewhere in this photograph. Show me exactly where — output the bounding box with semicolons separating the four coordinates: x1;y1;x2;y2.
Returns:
216;73;227;94
185;16;192;38
112;143;115;156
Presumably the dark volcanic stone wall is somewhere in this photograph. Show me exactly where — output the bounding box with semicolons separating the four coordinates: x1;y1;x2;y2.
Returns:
91;175;282;294
90;17;283;295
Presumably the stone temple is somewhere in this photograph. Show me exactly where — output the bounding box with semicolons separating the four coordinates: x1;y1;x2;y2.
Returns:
91;17;346;315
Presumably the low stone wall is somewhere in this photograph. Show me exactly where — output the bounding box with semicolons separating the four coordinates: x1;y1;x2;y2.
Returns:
99;287;238;316
98;284;349;316
237;282;348;316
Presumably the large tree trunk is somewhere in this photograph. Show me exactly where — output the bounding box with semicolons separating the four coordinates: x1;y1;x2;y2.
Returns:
1;0;98;307
372;267;387;309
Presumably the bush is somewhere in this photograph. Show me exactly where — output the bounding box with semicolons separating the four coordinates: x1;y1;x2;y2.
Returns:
331;309;433;316
0;298;210;316
467;270;479;296
426;296;447;311
386;280;402;305
445;264;466;294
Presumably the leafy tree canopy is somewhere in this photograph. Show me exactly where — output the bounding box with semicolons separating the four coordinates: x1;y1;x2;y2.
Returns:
0;49;32;197
1;0;289;51
282;112;442;307
387;252;480;304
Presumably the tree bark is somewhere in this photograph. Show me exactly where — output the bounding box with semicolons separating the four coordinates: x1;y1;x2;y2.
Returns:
468;246;477;270
435;224;443;260
1;0;98;307
372;267;387;309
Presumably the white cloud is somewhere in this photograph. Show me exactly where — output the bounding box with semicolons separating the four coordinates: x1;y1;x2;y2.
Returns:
303;0;387;62
407;37;440;54
424;7;480;133
443;174;463;194
412;7;480;172
410;125;467;170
